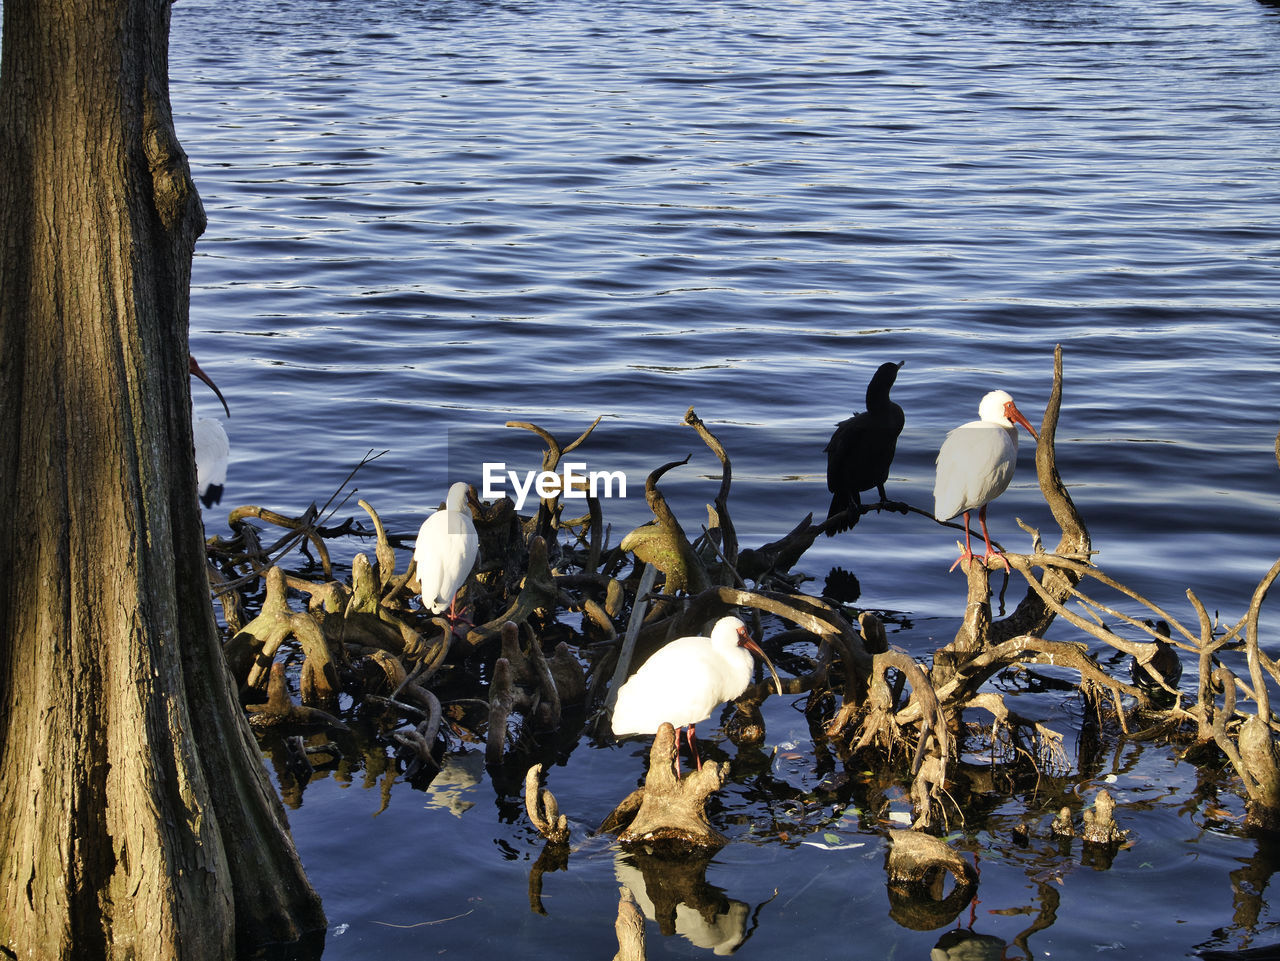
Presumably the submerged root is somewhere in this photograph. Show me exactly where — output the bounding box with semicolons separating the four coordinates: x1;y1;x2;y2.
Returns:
1080;789;1126;845
524;763;569;844
885;830;978;930
886;829;977;888
246;663;347;733
604;724;728;851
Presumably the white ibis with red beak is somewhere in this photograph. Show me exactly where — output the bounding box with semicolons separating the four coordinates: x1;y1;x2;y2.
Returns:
611;616;784;775
933;389;1038;571
414;482;478;621
189;356;230;509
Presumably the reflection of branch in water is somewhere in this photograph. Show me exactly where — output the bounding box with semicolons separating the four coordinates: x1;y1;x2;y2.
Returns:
1009;878;1061;961
613;886;646;961
1223;833;1279;936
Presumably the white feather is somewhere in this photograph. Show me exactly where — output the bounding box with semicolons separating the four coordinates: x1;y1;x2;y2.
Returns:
193;406;230;509
611;616;755;735
933;390;1022;522
414;482;478;614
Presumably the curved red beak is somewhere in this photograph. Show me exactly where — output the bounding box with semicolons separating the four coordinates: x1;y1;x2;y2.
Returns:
189;356;231;418
737;627;784;696
1003;399;1037;441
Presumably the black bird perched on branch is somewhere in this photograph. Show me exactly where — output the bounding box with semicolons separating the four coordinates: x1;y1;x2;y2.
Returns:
1131;619;1182;704
824;361;905;535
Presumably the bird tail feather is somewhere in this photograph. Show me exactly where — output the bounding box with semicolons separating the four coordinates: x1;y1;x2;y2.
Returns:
826;493;855;536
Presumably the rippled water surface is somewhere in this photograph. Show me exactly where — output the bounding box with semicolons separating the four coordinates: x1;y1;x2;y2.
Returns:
171;0;1280;957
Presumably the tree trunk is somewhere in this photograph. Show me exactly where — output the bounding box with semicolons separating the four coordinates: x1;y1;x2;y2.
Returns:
0;1;325;958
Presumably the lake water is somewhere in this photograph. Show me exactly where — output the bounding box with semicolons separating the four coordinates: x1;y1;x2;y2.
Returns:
170;0;1280;957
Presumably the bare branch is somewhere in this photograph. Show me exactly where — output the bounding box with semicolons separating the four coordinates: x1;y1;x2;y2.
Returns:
684;406;738;569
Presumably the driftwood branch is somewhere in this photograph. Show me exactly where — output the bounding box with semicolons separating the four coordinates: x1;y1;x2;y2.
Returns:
884;829;979;931
228;503;333;579
684;406;739;573
245;662;348;733
620;456;711;596
835;649;951;830
506;416;602;473
995;343;1092;640
358;498;401;592
461;536;562;650
486;657;521;767
203;355;1280;872
887;829;977;888
392;689;443;779
507;417;604;538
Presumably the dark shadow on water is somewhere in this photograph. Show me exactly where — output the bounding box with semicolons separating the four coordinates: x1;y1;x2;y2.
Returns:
242;929;326;961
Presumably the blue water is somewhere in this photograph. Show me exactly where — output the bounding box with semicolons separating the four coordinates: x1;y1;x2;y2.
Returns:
171;0;1280;957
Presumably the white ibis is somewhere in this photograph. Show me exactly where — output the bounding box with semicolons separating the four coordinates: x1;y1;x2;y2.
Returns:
611;615;784;775
414;481;478;621
189;356;230;509
825;360;905;535
933;389;1038;571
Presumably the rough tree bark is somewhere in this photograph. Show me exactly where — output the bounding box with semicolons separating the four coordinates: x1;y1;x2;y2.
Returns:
0;1;325;958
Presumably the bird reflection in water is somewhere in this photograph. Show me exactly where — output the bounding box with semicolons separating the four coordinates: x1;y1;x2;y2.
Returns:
614;850;760;956
421;750;486;818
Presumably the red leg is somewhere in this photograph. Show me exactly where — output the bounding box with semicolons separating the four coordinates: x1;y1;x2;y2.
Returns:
669;725;703;779
445;595;469;622
977;506;1010;573
949;510;977;572
445;595;474;638
688;724;702;771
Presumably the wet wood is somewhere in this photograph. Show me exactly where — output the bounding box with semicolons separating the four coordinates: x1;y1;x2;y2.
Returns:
246;664;348;733
620;457;711;597
1051;807;1076;838
886;829;977;888
606;724;729;850
1081;789;1126;845
885;830;978;931
524;763;570;843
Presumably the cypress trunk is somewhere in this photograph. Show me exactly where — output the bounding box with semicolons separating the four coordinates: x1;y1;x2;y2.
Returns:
0;1;325;957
